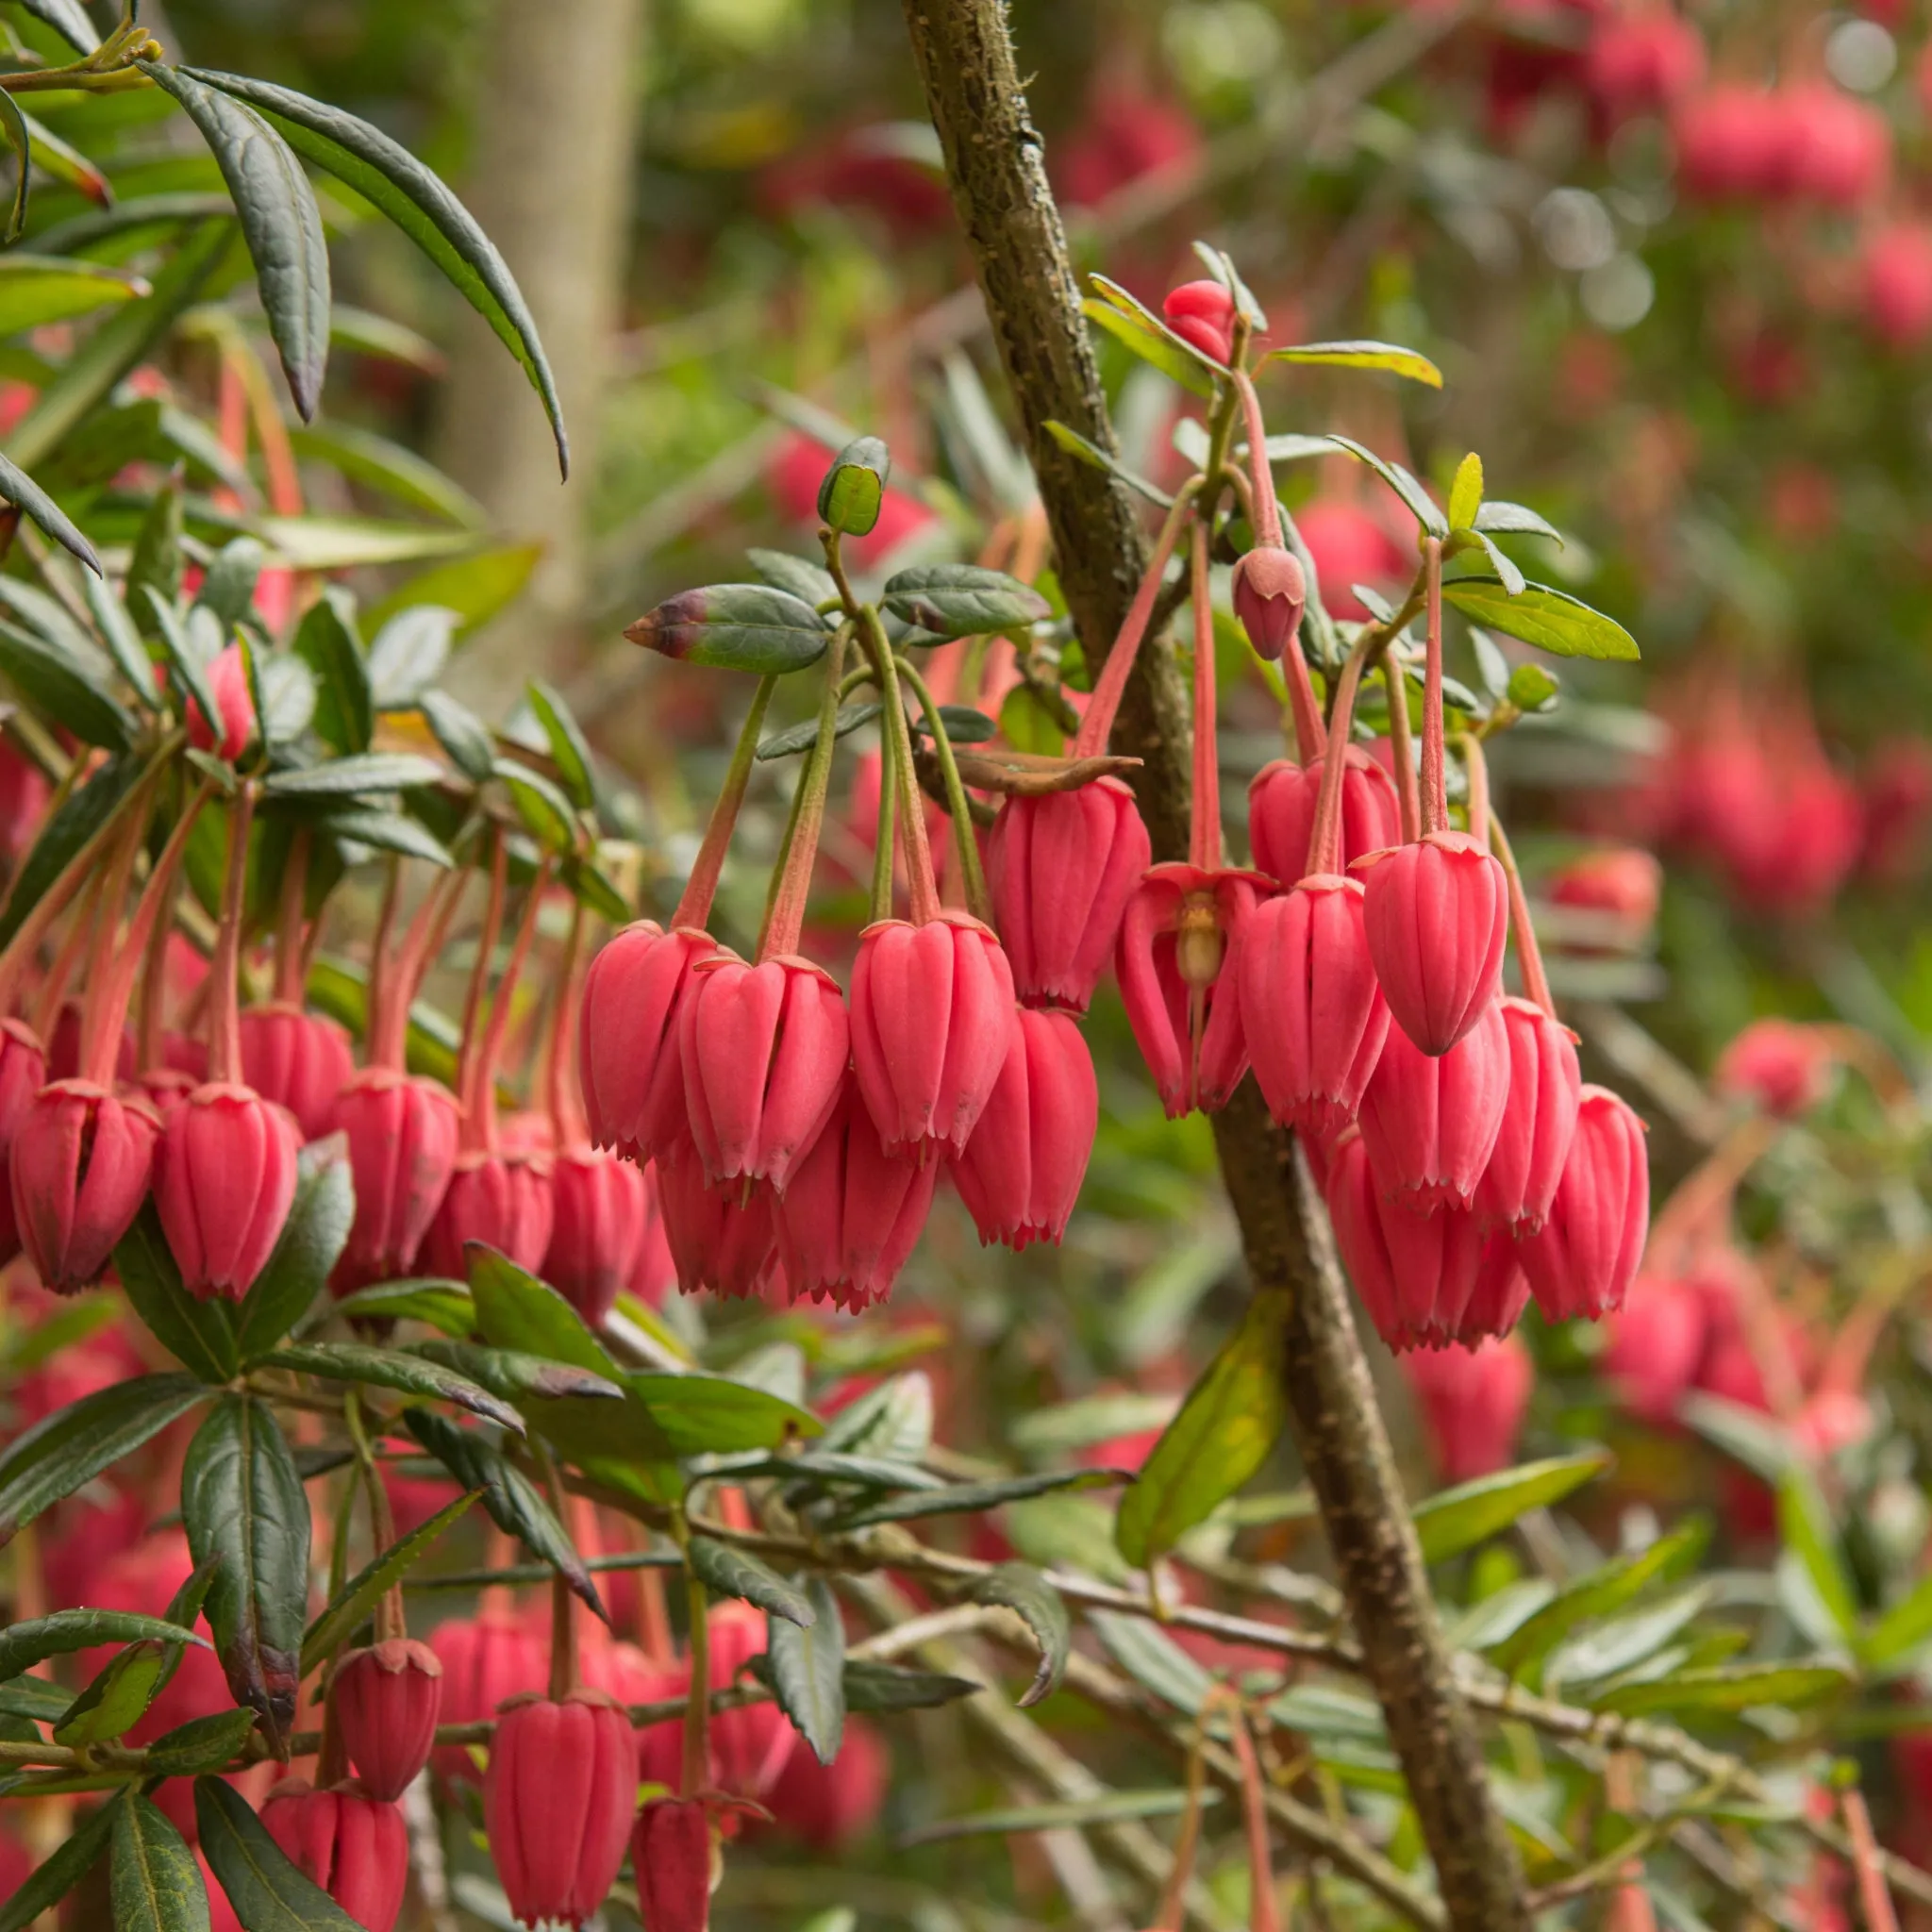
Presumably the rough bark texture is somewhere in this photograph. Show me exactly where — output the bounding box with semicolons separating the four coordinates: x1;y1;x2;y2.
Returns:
436;0;645;710
898;5;1530;1926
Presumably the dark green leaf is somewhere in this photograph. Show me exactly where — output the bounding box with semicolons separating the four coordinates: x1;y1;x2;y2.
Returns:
181;1395;310;1754
1116;1292;1288;1569
0;449;99;573
563;856;629;924
193;538;266;630
1413;1451;1613;1565
264;1341;523;1432
1322;435;1446;538
0;91;29;246
314;806;452;869
112;1792;210;1932
405;1338;621;1403
400;1407;602;1615
0;1790;119;1932
1492;1520;1707;1679
969;1564;1070;1707
82;569;158;702
141;1707;259;1778
366;605;454;710
1543;1587;1716;1695
815;435;889;537
1441;577;1639;663
195;1776;364;1930
331;1278;474;1336
491;758;576;854
744;547;836;606
1041;419;1173;508
819;1373;931;1462
767;1574;844;1763
0;617;133;747
142;66;330;420
625;583;831;675
1265;341;1443;387
291;589;372;755
525;680;597;812
687;1537;816;1627
185;71;566;477
299;1489;481;1676
0;1373;206;1543
417;688;493;783
0;1610;210;1682
753;1656;977;1713
0;1674;68;1723
1591;1662;1854;1718
838;1468;1117;1531
115;1205;241;1383
1474;500;1563;544
900;1788;1212;1847
880;565;1049;641
1864;1568;1932;1672
264;753;444;800
758;699;881;762
13;0;95;53
144;598;225;754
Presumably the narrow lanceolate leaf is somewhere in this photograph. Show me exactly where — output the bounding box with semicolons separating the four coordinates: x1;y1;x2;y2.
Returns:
839;1659;980;1711
141;1707;259;1779
1441;576;1640;663
1116;1292;1289;1570
1084;275;1218;397
1590;1661;1855;1718
880;565;1050;641
13;0;95;54
0;1374;206;1544
366;605;456;710
0;92;30;244
745;547;838;606
182;70;567;476
0;1610;207;1683
758;700;882;763
1264;341;1443;387
401;1407;603;1616
418;689;494;784
292;588;372;755
767;1575;845;1764
625;583;831;675
1413;1450;1614;1565
181;1396;311;1755
1474;499;1563;544
526;679;598;811
970;1565;1071;1707
1778;1467;1858;1638
900;1789;1214;1847
687;1537;816;1627
1042;419;1174;508
112;1793;210;1932
141;66;330;421
300;1490;481;1676
195;1778;363;1931
1322;435;1447;538
263;1341;524;1433
837;1468;1118;1530
0;749;138;948
0;449;100;574
406;1339;621;1404
0;1790;120;1932
0;258;147;338
0;619;133;748
262;752;443;799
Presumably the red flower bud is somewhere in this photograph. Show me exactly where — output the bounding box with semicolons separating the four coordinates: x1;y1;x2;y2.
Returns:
1864;222;1932;348
633;1799;716;1932
1518;1085;1649;1324
1547;847;1661;953
12;1079;158;1291
328;1069;460;1293
1602;1273;1707;1427
579;922;717;1162
1230;545;1307;661
543;1145;651;1326
1161;279;1236;364
771;1081;935;1310
153;1082;301;1300
1585;9;1706;125
486;1690;640;1929
1358;999;1511;1213
0;1018;46;1265
238;1003;356;1142
1356;831;1509;1056
1325;1126;1524;1349
260;1777;408;1932
427;1610;547;1783
1713;1017;1835;1120
331;1637;443;1802
1117;863;1269;1117
1474;998;1582;1234
1403;1335;1533;1484
658;1138;779;1300
985;779;1150;1013
1248;749;1401;888
421;1149;555;1279
678;954;848;1191
849;912;1016;1157
185;642;258;763
1239;875;1389;1139
951;1008;1096;1252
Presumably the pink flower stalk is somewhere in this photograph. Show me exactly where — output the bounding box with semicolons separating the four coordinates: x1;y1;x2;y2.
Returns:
331;1638;443;1803
1473;997;1582;1234
950;1007;1097;1251
1358;998;1511;1213
260;1778;408;1932
1403;1334;1533;1484
1519;1084;1650;1324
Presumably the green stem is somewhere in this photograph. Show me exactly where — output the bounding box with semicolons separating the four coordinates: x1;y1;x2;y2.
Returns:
758;621;854;960
670;674;779;931
205;782;257;1087
469;857;554;1152
682;1565;711;1797
1420;537;1446;838
1384;656;1420;845
454;829;508;1124
859;607;941;925
869;718;897;925
538;1443;578;1699
896;655;991;924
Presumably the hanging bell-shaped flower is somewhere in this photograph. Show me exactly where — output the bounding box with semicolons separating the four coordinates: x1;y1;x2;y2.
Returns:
1518;1084;1650;1324
578;921;718;1162
1403;1335;1533;1484
330;1637;443;1803
1473;998;1583;1234
260;1777;409;1932
1161;278;1237;362
657;1138;780;1300
328;1069;460;1294
421;1149;555;1280
0;1018;47;1265
153;1083;302;1300
1248;749;1402;889
239;1003;356;1143
633;1799;716;1932
427;1609;547;1784
12;1080;159;1292
1230;544;1307;663
1357;999;1511;1214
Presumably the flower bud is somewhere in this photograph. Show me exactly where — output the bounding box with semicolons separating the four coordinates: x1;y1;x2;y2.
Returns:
12;1079;158;1292
1403;1335;1533;1483
485;1690;641;1930
1356;831;1509;1057
260;1777;408;1932
421;1149;555;1279
1239;876;1389;1139
1547;847;1661;954
1474;998;1582;1234
543;1145;650;1326
678;954;848;1191
1161;279;1236;364
1358;1000;1509;1214
1248;750;1401;888
1602;1273;1707;1427
1518;1085;1649;1324
1713;1017;1834;1120
330;1637;443;1803
633;1799;716;1932
1230;545;1306;662
578;921;717;1162
238;1003;356;1142
986;780;1151;1013
950;1008;1096;1252
658;1138;779;1300
154;1082;302;1300
850;912;1016;1157
0;1017;46;1264
185;642;257;763
771;1081;935;1310
328;1069;460;1294
427;1609;546;1784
